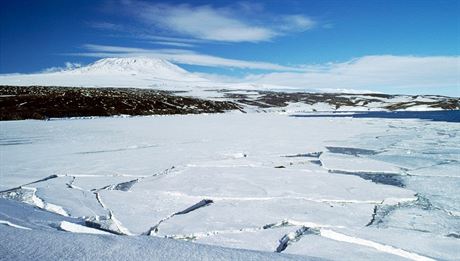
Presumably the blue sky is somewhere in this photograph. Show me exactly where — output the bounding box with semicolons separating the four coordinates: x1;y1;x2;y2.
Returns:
1;0;459;95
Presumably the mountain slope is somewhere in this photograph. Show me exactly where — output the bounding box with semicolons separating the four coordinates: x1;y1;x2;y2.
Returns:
0;57;210;89
72;57;189;76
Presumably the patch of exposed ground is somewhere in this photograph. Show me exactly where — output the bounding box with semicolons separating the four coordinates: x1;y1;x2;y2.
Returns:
0;86;242;120
218;89;460;111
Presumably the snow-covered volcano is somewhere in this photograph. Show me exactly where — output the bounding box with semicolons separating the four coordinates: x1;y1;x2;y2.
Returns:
73;57;190;76
0;57;210;89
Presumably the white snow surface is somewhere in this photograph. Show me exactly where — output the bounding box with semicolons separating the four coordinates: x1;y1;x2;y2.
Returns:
1;113;459;260
0;199;315;261
59;221;112;235
0;57;213;91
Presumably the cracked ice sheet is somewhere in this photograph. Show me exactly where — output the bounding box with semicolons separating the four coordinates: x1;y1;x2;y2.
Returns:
28;176;108;218
338;122;460;172
366;143;460;171
98;165;416;234
368;152;447;170
156;199;375;237
284;233;409;261
408;162;460;178
195;226;299;253
70;175;143;191
1;113;459;259
320;152;402;174
0;198;78;231
372;201;460;236
0;226;317;261
327;120;460;241
187;152;326;171
0;200;319;261
403;175;460;215
59;221;112;235
0;186;70;216
133;166;415;203
0;114;377;190
97;188;202;235
331;227;460;260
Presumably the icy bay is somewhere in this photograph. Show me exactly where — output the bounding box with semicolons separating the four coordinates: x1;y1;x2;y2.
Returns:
1;112;459;260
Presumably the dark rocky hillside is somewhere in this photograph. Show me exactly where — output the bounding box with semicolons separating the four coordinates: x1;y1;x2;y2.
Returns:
0;86;242;120
217;89;460;111
1;86;458;120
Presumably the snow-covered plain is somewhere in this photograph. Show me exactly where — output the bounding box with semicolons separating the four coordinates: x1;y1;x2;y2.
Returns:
1;112;459;260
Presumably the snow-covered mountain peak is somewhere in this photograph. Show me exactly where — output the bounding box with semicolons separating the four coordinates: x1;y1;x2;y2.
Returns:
73;57;189;76
0;56;210;88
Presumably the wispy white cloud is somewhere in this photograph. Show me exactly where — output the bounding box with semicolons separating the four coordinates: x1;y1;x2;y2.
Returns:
88;22;125;31
43;62;82;73
121;2;272;42
136;35;207;44
245;55;460;92
102;1;316;43
82;44;151;53
73;44;303;71
276;15;316;32
151;41;195;48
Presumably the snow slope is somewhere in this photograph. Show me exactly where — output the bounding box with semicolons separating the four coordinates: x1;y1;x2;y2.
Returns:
0;199;315;261
0;57;211;90
73;57;191;76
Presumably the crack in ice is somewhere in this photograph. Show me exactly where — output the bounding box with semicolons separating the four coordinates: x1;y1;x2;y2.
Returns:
319;229;436;261
164;219;344;242
0;220;31;230
273;225;436;261
0;186;69;216
162;191;394;205
92;191;132;235
146;199;214;236
0;174;59;193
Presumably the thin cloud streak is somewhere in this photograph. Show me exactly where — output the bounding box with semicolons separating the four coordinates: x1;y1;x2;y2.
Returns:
151;41;195;48
72;44;304;71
